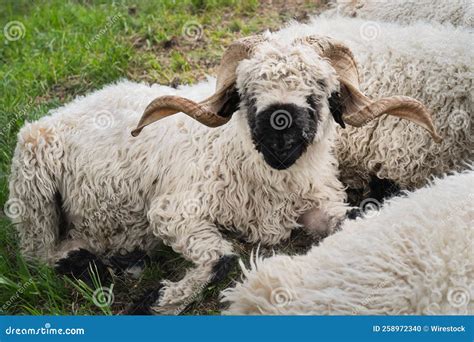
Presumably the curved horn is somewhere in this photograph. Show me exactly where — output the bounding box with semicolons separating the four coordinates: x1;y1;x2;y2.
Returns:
295;35;442;143
131;95;229;137
132;35;265;136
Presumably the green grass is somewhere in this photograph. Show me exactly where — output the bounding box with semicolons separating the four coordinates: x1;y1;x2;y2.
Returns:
0;0;321;315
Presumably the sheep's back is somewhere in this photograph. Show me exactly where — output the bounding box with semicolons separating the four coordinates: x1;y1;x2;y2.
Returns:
328;0;474;28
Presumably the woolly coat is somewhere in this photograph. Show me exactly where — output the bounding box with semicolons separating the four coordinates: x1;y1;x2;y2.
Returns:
222;170;474;315
8;45;348;311
329;0;474;28
276;16;473;189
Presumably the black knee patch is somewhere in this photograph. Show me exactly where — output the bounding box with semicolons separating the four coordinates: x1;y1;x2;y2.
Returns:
368;175;401;203
210;255;238;284
124;286;162;315
55;249;110;286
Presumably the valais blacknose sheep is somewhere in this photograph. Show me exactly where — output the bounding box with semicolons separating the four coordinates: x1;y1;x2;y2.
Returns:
7;34;440;313
277;16;473;191
329;0;474;28
222;169;474;315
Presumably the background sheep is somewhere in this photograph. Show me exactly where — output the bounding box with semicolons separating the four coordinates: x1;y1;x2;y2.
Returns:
276;16;473;193
328;0;474;27
222;169;474;315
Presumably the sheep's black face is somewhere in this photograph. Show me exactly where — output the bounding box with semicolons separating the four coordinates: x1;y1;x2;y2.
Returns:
247;100;318;170
237;43;342;170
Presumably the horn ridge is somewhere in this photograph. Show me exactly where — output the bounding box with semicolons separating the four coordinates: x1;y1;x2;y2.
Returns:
132;34;265;136
296;34;442;143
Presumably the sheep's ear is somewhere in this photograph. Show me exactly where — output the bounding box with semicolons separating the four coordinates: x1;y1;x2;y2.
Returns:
328;91;346;128
217;87;240;118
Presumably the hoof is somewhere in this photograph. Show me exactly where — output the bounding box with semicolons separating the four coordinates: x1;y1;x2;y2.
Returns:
55;249;110;286
210;255;238;284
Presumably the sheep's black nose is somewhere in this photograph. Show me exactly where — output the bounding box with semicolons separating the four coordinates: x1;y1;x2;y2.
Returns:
250;103;317;170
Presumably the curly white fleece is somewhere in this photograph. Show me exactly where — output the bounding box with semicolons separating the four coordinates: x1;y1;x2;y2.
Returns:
274;16;473;189
328;0;474;28
9;40;348;311
9;3;473;312
222;169;474;315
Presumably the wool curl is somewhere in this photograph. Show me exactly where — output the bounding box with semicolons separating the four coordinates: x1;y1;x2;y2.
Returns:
222;168;474;315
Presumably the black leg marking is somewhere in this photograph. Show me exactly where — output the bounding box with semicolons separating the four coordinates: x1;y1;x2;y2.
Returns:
124;286;163;315
210;255;238;285
55;249;110;286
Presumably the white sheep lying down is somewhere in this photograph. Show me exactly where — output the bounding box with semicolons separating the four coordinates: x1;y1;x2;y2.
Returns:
285;16;473;190
329;0;474;28
9;34;439;312
222;169;474;315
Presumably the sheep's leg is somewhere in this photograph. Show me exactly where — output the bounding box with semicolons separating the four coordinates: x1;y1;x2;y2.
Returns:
9;123;110;285
148;214;236;314
8;123;64;263
54;240;111;286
